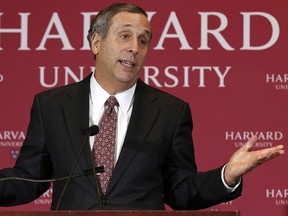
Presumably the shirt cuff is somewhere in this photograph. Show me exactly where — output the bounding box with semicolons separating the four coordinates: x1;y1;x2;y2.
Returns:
221;164;241;192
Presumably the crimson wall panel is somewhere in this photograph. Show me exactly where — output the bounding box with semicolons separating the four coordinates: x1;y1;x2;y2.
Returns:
0;1;287;215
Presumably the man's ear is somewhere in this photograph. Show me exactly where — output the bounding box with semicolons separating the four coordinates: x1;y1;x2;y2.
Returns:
91;33;101;55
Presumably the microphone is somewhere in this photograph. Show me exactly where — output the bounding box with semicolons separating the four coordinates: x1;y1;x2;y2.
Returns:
86;125;99;136
55;125;99;210
0;167;104;183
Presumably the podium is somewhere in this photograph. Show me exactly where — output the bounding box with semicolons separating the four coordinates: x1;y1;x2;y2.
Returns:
0;211;240;216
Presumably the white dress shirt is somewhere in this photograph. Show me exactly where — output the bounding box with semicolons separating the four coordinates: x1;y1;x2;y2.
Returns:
89;72;135;163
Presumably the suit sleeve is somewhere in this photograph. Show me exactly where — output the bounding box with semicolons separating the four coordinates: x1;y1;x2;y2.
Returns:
163;102;242;210
0;94;52;206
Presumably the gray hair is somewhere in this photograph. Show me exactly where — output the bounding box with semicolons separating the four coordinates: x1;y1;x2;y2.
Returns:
87;3;148;50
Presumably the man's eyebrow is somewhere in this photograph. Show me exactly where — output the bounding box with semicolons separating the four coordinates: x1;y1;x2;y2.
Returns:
144;29;152;38
119;24;151;36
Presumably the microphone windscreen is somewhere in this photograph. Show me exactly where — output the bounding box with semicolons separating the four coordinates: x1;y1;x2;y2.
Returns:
88;125;99;136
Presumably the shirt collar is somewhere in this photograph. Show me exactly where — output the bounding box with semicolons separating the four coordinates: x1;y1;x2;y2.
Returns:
90;72;136;113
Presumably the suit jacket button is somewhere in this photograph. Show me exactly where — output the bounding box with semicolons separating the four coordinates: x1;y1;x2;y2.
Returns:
103;198;110;206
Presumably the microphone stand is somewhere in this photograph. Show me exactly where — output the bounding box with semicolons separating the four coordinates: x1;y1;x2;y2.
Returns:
55;126;102;210
88;144;103;210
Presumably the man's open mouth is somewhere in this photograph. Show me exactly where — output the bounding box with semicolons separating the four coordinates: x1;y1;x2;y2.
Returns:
119;60;136;67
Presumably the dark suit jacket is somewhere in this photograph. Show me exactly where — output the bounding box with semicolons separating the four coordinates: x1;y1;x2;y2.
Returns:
0;73;242;210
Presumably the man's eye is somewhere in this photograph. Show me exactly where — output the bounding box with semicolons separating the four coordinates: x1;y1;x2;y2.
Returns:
121;34;130;40
139;39;148;46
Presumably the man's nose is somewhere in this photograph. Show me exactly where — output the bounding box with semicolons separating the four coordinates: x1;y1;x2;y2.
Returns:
127;38;138;55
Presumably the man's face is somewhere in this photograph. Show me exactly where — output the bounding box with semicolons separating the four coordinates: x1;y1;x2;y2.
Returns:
92;12;152;93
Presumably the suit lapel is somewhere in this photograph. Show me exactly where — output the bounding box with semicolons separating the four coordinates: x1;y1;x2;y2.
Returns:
107;80;160;193
62;74;92;175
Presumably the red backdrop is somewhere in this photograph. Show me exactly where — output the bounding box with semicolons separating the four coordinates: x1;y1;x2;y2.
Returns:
0;0;287;215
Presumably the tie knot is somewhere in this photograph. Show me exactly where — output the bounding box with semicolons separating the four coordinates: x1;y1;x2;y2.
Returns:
105;96;118;109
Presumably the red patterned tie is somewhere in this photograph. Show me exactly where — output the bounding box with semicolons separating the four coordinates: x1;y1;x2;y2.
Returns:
92;96;118;194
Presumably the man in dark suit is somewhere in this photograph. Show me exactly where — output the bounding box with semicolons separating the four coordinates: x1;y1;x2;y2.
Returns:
0;3;284;210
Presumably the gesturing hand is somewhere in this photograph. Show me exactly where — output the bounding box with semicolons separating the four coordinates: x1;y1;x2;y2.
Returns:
224;135;285;187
